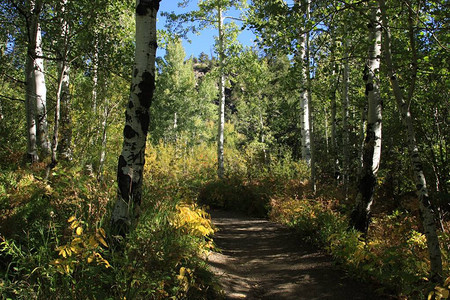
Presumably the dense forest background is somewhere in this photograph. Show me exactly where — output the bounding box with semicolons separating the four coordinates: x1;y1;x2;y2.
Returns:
0;0;448;299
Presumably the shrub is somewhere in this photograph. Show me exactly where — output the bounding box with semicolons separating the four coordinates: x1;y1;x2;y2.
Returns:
270;193;450;299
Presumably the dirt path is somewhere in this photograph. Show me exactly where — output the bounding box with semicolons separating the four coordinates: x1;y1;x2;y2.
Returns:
207;210;379;300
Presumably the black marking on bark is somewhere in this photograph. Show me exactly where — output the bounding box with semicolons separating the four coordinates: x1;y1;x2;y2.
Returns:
360;173;376;203
365;83;373;95
136;3;148;15
391;75;396;81
136;0;160;16
124;125;137;139
125;112;132;123
137;71;155;109
149;40;158;49
134;68;138;78
363;65;369;81
137;109;150;134
128;101;134;109
350;206;372;234
117;155;130;202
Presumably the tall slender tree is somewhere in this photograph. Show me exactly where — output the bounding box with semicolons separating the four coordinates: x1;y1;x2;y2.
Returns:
111;0;161;236
24;0;45;163
379;0;443;283
164;0;245;179
350;1;383;234
341;31;350;198
51;0;71;164
34;19;50;156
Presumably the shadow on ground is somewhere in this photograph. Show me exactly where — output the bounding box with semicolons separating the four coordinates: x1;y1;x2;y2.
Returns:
207;210;380;300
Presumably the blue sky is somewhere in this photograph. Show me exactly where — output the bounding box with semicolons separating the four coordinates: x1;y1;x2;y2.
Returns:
157;1;256;59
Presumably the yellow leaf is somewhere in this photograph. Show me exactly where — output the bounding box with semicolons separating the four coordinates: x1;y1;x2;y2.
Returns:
70;220;80;229
60;248;67;258
88;236;98;247
97;235;108;248
76;226;83;236
435;287;449;299
445;277;450;287
70;246;78;254
87;256;94;263
72;237;83;245
68;216;76;223
98;228;106;238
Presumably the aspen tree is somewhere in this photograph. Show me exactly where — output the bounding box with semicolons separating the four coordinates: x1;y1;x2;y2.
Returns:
217;4;226;179
34;20;50;155
111;0;160;236
379;0;443;283
51;0;71;164
25;0;44;163
350;2;382;234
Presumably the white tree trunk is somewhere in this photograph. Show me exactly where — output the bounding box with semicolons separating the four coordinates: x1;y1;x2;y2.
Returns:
350;2;382;233
25;55;39;163
259;110;267;164
299;28;311;166
330;51;340;184
58;62;71;159
97;99;109;182
358;104;367;176
305;0;316;192
34;22;50;155
24;0;42;163
92;34;99;115
0;99;3;121
111;0;160;236
379;0;443;283
342;34;350;198
51;0;71;163
295;0;314;191
217;5;225;179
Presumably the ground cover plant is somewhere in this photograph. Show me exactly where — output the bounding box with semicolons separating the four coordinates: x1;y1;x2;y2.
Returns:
0;146;220;299
269;187;450;299
0;138;448;299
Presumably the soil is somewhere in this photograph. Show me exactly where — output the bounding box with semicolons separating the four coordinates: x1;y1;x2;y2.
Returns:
207;210;381;300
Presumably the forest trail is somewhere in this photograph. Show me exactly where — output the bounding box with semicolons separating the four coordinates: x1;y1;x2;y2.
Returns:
207;210;379;300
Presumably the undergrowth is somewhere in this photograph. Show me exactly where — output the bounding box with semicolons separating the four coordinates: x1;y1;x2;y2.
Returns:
0;143;221;299
269;193;450;299
0;141;448;299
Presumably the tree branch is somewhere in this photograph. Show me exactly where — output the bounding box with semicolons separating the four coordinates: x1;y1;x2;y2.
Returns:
0;94;25;102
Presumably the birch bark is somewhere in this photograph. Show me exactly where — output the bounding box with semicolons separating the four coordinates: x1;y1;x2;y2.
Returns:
379;0;443;283
34;22;50;155
51;0;70;164
305;0;315;192
24;0;43;163
330;34;340;184
111;0;160;236
350;2;382;233
97;98;109;182
342;34;350;197
295;0;311;168
217;5;226;179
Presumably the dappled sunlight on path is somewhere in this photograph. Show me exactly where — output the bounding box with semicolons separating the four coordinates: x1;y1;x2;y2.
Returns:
207;210;379;300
